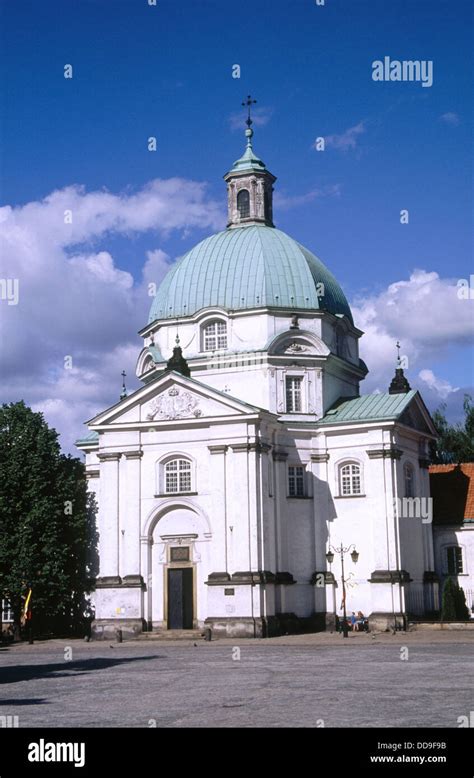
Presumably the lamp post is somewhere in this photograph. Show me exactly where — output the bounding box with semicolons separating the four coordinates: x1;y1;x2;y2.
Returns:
326;544;359;638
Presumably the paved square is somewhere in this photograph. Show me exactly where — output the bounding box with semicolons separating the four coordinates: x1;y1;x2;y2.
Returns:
1;632;473;727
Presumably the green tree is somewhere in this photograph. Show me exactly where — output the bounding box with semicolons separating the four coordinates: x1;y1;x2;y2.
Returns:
431;395;474;464
441;577;471;621
454;583;470;621
0;401;98;637
441;577;457;620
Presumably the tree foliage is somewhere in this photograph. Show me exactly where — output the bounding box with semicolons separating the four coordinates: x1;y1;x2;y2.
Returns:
441;577;470;621
0;401;98;635
431;395;474;464
441;577;457;620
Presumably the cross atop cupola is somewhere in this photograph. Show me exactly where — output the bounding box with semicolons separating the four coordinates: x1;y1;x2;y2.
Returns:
224;95;276;229
388;341;411;394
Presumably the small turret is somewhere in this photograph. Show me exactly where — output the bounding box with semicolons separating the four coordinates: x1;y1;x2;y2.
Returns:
388;341;411;394
166;336;191;377
224;95;276;228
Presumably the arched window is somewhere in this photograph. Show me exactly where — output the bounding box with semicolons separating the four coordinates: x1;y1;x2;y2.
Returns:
237;189;250;218
264;189;270;219
339;462;362;496
404;462;415;498
164;458;192;494
202;320;227;351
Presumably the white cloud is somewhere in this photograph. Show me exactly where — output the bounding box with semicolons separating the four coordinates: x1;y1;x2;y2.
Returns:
274;185;341;210
0;180;224;453
439;112;460;126
2;175;470;455
142;248;173;289
228;106;274;132
351;270;474;398
418;369;458;399
0;179;223;250
324;121;366;151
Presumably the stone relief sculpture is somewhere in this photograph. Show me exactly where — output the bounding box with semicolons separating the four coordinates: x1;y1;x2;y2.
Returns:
146;387;202;421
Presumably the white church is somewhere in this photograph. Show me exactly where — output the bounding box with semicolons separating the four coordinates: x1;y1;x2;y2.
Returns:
77;114;439;638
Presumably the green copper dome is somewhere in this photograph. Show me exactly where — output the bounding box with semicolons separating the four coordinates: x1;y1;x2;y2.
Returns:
149;225;353;324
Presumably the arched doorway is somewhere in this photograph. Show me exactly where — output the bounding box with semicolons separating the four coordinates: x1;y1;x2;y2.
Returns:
145;504;211;630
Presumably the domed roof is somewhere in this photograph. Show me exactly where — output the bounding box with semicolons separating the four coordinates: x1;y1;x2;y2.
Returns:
148;225;353;324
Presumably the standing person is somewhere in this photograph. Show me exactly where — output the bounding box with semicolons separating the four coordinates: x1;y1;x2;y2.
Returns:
357;611;365;631
350;612;357;631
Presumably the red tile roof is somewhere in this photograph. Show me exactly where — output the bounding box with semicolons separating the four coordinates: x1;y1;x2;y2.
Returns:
429;463;474;523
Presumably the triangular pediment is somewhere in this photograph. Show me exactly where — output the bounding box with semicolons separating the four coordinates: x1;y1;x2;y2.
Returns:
399;392;437;436
87;371;266;428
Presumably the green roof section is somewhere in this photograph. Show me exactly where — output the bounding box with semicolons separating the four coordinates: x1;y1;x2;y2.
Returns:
76;430;99;447
319;390;418;425
228;130;268;173
149;225;353;324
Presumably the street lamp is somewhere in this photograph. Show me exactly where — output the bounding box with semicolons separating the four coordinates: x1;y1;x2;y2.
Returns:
326;543;359;638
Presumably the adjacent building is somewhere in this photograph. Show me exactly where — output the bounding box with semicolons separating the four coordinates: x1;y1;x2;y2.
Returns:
430;463;474;616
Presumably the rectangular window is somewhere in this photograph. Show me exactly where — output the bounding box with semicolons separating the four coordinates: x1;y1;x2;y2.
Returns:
204;330;216;351
288;465;305;497
165;460;179;493
216;321;227;349
446;546;463;575
1;599;13;622
180;467;191;492
285;376;303;413
341;473;351;495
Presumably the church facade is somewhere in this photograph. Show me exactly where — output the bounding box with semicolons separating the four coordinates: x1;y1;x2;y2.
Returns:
77;121;439;638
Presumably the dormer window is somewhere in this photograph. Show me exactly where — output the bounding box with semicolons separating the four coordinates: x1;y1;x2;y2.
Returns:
202;320;227;351
286;376;303;412
237;189;250;219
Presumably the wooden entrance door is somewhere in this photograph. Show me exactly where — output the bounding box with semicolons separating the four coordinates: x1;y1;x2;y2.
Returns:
167;568;193;629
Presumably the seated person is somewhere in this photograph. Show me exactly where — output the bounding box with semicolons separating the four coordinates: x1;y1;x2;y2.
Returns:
356;611;365;630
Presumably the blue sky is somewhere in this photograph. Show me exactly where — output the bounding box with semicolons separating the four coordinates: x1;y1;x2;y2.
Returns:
0;0;472;452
